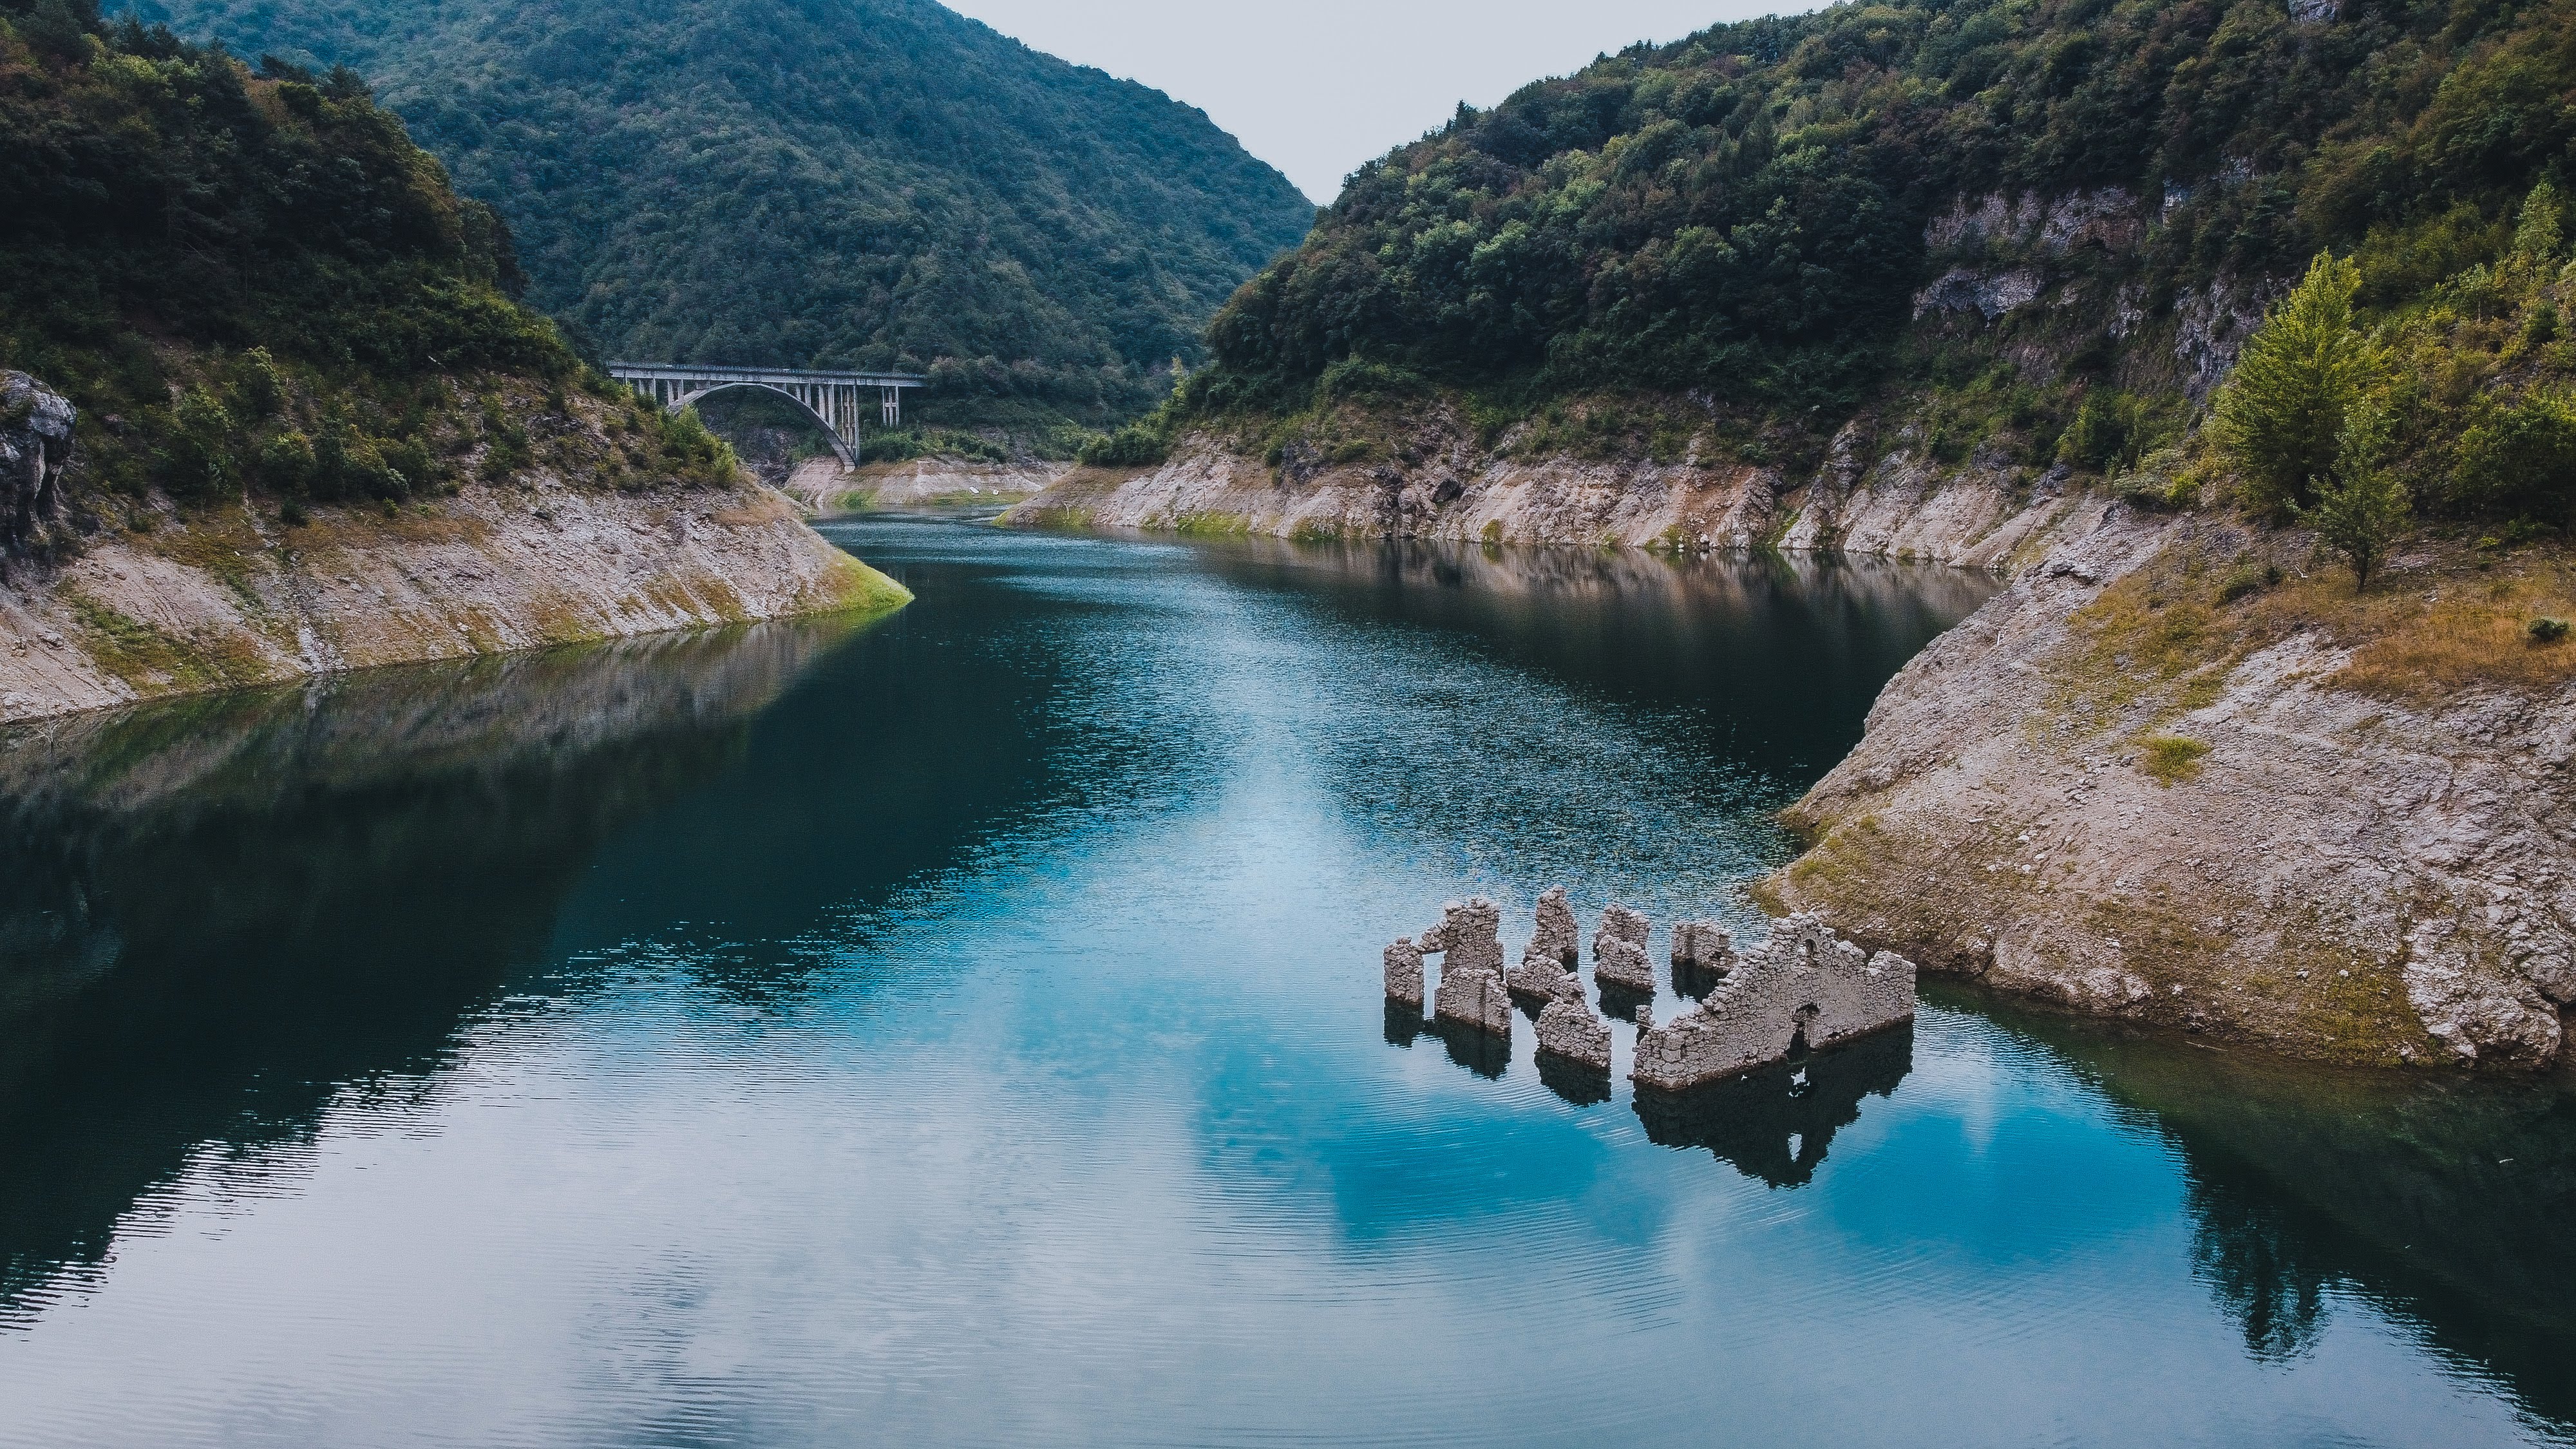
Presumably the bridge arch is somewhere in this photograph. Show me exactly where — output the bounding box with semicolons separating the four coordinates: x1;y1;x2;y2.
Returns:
676;383;856;468
607;363;925;475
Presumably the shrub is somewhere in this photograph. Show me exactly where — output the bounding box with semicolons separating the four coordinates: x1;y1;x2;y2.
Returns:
2218;560;2284;603
160;388;240;498
256;430;317;493
2450;391;2576;525
2214;254;2385;517
1077;422;1171;468
2060;388;2148;473
2533;618;2571;643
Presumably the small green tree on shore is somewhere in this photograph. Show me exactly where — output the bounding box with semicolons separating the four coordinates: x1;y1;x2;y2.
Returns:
2215;252;2385;517
2301;397;2409;590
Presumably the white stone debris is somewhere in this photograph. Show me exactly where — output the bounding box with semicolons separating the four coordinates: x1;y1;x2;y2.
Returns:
1506;885;1583;996
1418;897;1513;1036
1633;914;1916;1092
1593;904;1655;992
1383;936;1425;1008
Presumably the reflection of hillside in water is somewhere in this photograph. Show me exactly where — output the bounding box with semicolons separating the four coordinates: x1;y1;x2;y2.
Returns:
1633;1028;1914;1188
1973;992;2576;1428
0;620;863;1320
1197;538;1993;745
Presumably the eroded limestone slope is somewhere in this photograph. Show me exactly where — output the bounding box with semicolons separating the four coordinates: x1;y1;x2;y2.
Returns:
0;369;911;724
1763;515;2576;1069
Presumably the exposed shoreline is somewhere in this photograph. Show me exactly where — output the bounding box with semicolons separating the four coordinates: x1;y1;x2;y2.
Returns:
998;435;2576;1072
0;477;908;726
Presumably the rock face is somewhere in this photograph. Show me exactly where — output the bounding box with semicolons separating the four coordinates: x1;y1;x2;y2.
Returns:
1633;914;1917;1091
1420;898;1513;1036
1765;510;2576;1069
1593;904;1655;992
0;372;77;569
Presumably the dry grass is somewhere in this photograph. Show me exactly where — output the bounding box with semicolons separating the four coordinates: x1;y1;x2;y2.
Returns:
2056;533;2575;726
2328;571;2576;699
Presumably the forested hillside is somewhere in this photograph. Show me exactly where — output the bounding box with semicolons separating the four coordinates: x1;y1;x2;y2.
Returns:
1163;0;2576;540
0;0;743;551
131;0;1317;439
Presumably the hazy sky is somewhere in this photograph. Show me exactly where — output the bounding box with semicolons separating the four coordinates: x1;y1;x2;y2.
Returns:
939;1;1805;202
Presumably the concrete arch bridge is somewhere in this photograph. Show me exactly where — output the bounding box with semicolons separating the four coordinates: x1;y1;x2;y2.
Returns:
608;364;925;468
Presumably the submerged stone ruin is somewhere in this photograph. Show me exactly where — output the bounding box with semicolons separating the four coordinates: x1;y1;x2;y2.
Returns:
1671;920;1736;998
1384;895;1913;1090
1418;897;1513;1036
1383;937;1426;1008
1505;886;1582;997
1535;970;1611;1070
1593;905;1655;992
1633;914;1916;1092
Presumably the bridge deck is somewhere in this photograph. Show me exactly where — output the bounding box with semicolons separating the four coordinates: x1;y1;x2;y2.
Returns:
607;363;925;390
606;364;928;468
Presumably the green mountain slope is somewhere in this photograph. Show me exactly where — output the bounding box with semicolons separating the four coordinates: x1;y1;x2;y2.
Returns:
1;0;750;540
129;0;1316;435
1167;0;2576;536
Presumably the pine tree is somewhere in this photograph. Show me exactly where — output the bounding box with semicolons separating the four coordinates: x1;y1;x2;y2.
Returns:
2300;397;2409;591
2514;180;2564;264
2214;252;2385;517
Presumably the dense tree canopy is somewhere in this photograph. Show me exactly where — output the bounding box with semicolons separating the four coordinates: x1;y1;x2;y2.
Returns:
0;0;737;528
130;0;1317;428
1189;0;2576;414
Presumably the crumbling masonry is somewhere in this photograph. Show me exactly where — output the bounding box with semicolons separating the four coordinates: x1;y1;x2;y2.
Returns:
1418;897;1513;1036
1506;886;1582;997
1593;904;1654;992
1385;898;1912;1089
1633;913;1916;1092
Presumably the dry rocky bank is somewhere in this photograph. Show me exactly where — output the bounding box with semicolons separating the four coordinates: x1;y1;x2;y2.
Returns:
0;374;908;724
1004;424;2576;1072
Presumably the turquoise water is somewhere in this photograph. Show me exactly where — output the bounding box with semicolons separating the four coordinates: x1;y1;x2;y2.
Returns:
1;518;2570;1446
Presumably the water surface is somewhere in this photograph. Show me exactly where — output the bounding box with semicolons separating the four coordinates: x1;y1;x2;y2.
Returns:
3;519;2570;1447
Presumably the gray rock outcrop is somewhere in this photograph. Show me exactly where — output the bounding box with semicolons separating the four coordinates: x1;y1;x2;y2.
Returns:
1;371;77;568
1633;914;1917;1091
1420;897;1513;1036
1593;904;1655;992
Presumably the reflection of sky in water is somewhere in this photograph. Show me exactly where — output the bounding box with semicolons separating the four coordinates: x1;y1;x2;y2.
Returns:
1;519;2567;1446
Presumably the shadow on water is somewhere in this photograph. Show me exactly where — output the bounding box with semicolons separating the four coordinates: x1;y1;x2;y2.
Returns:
0;566;1099;1322
1188;535;1996;778
1535;1053;1613;1108
1633;1025;1916;1188
1950;987;2576;1426
0;621;873;1316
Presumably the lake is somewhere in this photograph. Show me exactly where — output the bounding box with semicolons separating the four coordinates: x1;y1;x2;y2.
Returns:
3;516;2571;1446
